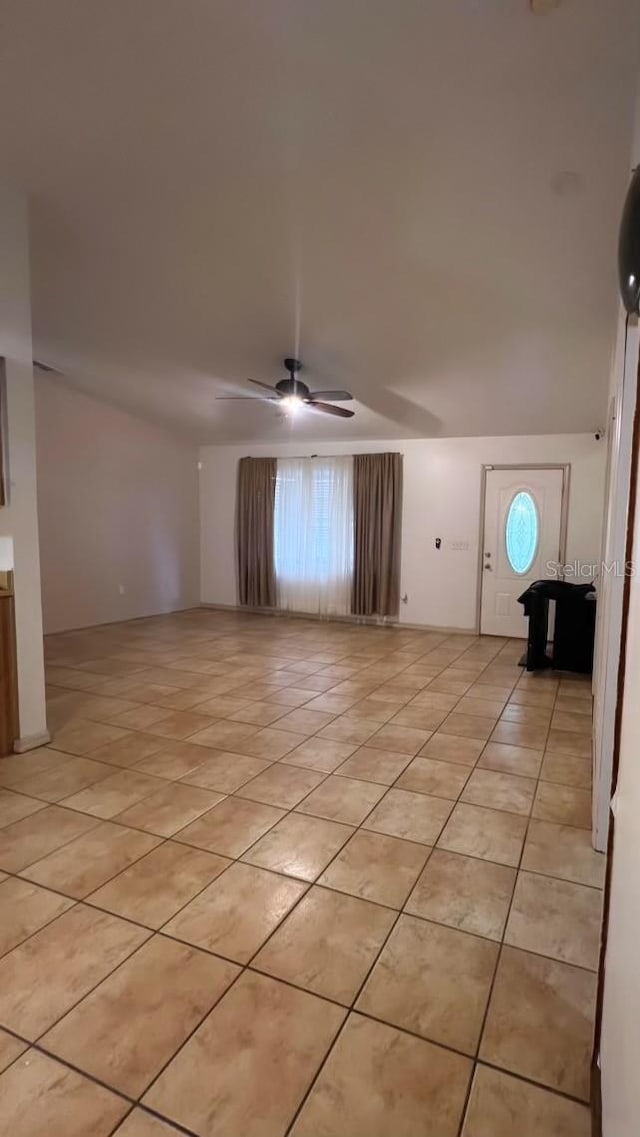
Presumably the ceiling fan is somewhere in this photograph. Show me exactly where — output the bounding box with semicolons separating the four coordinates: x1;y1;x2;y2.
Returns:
216;357;355;418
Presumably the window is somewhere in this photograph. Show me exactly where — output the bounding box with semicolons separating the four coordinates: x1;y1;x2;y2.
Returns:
505;490;539;574
274;456;354;615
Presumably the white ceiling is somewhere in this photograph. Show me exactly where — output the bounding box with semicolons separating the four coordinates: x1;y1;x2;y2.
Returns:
1;0;638;442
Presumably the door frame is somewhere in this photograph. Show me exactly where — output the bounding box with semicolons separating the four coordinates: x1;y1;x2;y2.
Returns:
475;463;571;635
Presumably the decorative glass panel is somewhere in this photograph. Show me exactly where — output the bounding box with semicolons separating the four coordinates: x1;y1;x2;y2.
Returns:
505;491;539;574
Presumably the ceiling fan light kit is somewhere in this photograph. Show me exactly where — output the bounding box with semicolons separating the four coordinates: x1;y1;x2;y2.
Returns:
216;357;355;418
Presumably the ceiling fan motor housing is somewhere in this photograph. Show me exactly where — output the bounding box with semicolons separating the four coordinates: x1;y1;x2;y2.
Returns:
275;377;310;398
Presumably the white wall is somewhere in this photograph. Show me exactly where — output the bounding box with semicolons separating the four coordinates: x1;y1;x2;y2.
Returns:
36;378;200;634
0;185;48;747
200;433;606;630
600;381;640;1136
599;88;640;1137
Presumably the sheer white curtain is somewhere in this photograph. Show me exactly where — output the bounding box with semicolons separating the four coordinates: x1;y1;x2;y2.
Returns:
274;456;354;615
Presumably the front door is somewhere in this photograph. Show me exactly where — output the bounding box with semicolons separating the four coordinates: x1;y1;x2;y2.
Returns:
480;466;566;637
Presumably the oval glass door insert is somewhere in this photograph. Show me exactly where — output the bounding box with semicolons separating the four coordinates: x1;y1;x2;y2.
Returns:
505;490;539;574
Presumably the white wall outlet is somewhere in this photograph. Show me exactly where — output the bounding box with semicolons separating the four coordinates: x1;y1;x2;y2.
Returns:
118;584;125;595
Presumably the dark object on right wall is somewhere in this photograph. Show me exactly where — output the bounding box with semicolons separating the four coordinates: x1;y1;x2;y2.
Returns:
618;165;640;315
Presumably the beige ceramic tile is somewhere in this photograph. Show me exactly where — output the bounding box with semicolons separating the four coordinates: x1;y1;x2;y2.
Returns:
319;829;429;908
187;720;259;751
274;707;337;734
505;871;602;970
357;914;498;1054
192;694;257;718
21;821;160;898
426;676;473;696
226;700;290;726
89;840;230;927
61;769;167;819
348;697;400;723
0;748;67;789
0;788;46;828
0;1028;27;1073
234;726;306;760
363;788;452;844
462;1064;590;1137
396;757;470;799
254;885;395;1004
147;710;218;741
540;753;592;789
336;746;412;785
180;749;272;791
508;686;556;709
318;716;381;746
242;812;354;881
112;1110;185;1136
291;1013;472;1137
456;696;504;719
0;903;149;1038
176;796;285;857
143;971;345;1137
439;713;496;742
532;782;591;828
477;741;543;778
282;736;358;772
50;719;130;757
42;935;239;1096
110;705;175;731
116;783;224;836
437;802;527;867
461;768;536;816
522;820;605;888
0;805;100;873
89;732;168;767
366;723;432;754
296;775;386;825
409;690;462;713
546;728;591;759
0;1050;128;1137
0;878;74;957
235;763;325;808
301;693;359;715
165;862;306;962
480;946;596;1100
420;733;485;766
551;711;592;735
11;756;116;803
406;849;516;940
490;720;549;750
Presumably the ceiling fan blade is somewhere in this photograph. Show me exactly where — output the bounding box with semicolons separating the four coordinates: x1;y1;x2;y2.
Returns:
309;390;353;402
307;400;355;418
248;378;281;394
215;396;279;401
33;359;63;374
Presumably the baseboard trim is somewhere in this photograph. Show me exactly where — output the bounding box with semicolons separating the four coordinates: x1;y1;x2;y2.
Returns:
199;602;477;636
44;603;201;638
13;729;52;753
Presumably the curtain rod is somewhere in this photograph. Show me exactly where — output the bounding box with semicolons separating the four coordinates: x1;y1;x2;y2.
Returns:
242;451;402;460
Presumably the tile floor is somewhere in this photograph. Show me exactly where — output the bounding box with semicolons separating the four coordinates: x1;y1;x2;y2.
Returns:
0;609;604;1136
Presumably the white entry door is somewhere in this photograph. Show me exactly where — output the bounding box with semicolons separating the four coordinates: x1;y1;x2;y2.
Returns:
480;467;566;638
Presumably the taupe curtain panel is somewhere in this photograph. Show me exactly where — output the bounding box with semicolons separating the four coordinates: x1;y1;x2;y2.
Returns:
236;457;277;607
352;452;403;617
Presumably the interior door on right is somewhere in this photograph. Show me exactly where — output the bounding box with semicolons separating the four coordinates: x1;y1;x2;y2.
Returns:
480;467;565;638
